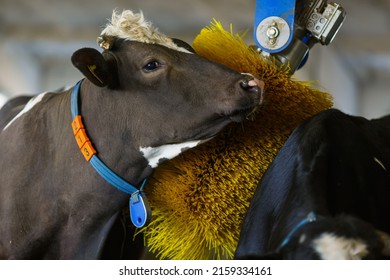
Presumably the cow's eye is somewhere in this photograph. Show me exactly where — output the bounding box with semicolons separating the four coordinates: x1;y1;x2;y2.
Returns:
143;61;161;72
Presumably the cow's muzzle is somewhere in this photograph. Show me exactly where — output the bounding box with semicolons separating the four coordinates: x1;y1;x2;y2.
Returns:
227;74;265;122
240;73;265;103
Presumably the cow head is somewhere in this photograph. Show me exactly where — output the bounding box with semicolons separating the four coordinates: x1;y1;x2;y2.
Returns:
70;10;264;169
237;215;390;260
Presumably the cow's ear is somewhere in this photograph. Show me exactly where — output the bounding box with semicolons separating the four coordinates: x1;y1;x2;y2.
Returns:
71;48;112;87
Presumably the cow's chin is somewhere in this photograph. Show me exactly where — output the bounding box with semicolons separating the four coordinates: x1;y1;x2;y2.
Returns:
228;106;258;123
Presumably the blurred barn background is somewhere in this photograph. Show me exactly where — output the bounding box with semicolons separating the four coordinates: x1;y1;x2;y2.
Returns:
1;0;389;118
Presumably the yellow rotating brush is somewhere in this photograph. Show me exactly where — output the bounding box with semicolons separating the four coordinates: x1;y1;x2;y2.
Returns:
140;21;333;260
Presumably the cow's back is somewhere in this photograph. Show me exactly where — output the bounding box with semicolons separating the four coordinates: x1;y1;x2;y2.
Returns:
0;91;74;259
0;96;32;131
318;110;390;232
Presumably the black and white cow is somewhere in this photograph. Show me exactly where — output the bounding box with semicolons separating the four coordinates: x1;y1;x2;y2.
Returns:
0;10;264;259
235;108;390;260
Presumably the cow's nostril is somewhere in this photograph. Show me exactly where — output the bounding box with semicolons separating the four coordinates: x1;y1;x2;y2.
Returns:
240;80;249;90
240;77;265;95
240;79;259;94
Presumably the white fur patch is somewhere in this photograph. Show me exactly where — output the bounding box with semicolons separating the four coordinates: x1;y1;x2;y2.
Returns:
3;92;47;131
140;140;202;168
313;233;368;260
100;10;192;53
0;94;8;110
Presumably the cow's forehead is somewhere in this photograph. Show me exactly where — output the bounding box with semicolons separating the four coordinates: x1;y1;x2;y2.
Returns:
99;10;191;54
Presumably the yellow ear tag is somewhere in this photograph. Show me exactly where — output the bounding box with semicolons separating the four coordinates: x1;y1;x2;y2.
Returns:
87;64;104;84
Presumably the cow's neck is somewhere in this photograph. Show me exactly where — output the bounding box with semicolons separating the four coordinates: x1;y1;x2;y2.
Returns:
70;80;154;229
268;188;330;251
77;80;153;187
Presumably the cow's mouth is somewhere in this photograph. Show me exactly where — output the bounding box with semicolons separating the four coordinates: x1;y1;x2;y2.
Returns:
228;105;258;122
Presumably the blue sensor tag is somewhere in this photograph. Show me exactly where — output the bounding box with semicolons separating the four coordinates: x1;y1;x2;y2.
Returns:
129;191;152;228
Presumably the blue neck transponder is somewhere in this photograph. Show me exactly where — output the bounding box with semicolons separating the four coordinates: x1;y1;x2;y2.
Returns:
70;80;151;228
279;212;317;249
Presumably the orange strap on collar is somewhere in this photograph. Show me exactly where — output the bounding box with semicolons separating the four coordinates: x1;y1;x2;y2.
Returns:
72;115;96;161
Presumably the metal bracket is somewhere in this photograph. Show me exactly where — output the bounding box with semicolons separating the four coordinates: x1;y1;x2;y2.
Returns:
254;0;296;53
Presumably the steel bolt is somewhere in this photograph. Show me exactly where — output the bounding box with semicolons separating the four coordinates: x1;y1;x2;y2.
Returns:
267;22;279;45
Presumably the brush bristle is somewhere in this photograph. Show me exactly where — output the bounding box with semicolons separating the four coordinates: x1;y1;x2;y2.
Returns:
139;20;333;260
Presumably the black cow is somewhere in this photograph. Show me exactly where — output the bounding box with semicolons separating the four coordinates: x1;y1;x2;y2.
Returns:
235;108;390;260
0;11;264;259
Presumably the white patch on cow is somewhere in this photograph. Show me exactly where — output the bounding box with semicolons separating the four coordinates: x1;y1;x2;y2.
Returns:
313;233;369;260
3;92;47;131
299;234;306;244
374;157;387;171
140;140;202;168
100;10;192;54
0;93;8;110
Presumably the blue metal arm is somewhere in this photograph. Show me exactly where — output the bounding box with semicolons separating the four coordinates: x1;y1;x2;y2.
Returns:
254;0;296;53
253;0;346;74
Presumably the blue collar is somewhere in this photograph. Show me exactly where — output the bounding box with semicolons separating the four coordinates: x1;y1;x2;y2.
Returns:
70;80;151;228
279;212;317;249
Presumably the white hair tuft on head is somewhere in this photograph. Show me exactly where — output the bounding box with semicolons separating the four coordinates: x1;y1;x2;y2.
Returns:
99;9;191;53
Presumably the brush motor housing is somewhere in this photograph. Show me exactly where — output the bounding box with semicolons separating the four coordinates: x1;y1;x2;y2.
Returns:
254;0;346;74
